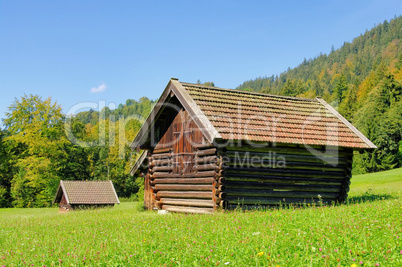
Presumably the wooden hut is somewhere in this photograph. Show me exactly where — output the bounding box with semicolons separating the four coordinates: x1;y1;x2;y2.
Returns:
53;180;120;212
130;78;376;214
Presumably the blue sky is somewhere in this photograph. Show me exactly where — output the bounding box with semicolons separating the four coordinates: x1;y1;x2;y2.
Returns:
0;0;401;120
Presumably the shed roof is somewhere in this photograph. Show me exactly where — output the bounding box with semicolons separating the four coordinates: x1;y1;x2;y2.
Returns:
130;78;376;150
53;180;120;205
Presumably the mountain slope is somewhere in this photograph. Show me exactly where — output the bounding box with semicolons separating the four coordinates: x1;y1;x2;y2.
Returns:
237;16;402;174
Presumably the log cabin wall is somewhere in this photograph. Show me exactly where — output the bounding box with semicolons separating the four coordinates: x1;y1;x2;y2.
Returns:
216;143;353;209
146;108;219;214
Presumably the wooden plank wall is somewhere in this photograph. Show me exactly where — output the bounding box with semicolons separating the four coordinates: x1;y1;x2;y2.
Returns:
217;144;353;209
146;109;219;213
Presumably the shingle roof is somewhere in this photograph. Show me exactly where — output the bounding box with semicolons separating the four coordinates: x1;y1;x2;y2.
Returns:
53;180;120;205
130;78;376;151
180;82;375;149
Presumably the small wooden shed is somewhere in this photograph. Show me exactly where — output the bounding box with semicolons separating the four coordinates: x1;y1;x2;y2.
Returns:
53;180;120;212
130;78;376;214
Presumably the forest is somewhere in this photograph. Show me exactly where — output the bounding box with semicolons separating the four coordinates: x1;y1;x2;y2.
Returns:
237;16;402;174
0;16;401;208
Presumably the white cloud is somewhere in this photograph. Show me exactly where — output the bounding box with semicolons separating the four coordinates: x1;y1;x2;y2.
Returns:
90;83;107;93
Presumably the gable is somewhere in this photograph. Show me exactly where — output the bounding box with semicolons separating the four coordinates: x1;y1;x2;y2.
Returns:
130;79;220;150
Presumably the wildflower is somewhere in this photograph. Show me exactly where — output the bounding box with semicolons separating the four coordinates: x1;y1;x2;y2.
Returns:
257;252;264;256
319;248;322;252
375;264;380;266
359;261;363;265
351;264;357;267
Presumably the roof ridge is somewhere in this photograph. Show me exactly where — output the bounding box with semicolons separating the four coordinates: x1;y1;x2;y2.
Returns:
180;82;317;102
63;180;110;182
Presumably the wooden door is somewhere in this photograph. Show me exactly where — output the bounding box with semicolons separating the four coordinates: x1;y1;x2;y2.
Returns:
173;109;194;175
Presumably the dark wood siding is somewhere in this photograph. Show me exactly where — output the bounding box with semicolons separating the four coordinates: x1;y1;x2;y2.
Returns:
216;143;352;209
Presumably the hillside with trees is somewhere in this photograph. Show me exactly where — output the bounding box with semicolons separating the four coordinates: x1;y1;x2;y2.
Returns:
237;16;402;174
0;95;155;208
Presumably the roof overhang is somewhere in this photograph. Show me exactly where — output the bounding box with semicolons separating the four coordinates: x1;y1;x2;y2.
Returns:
315;97;377;150
130;150;149;176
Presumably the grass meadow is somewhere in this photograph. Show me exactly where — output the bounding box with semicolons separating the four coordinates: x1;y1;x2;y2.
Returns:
1;168;402;266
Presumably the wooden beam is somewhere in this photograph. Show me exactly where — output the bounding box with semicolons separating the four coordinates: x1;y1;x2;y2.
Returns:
156;191;213;199
162;205;214;214
158;198;215;207
153;184;213;191
153;177;214;184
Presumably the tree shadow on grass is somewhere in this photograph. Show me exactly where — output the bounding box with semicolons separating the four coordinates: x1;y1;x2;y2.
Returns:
347;189;395;203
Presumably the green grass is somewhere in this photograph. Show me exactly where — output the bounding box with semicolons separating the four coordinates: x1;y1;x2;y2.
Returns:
350;167;402;195
1;169;402;266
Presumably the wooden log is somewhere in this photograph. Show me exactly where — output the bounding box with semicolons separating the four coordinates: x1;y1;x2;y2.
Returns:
212;196;221;204
226;145;348;157
213;182;225;189
213;179;226;188
215;192;227;199
224;174;343;185
225;189;339;199
158;198;215;207
226;196;335;205
224;155;346;168
224;170;344;180
151;152;171;159
153;184;213;191
220;200;228;209
151;166;173;172
153;177;215;184
223;166;345;179
225;181;340;192
156;191;213;199
196;148;217;157
215;170;225;179
153;147;171;154
223;151;347;165
151;158;171;166
195;156;218;165
194;164;219;172
224;161;345;172
151;170;216;178
193;143;214;149
162;205;214;214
